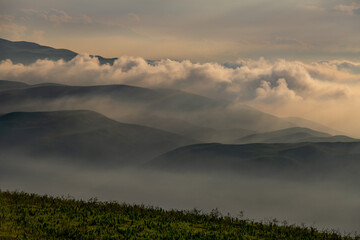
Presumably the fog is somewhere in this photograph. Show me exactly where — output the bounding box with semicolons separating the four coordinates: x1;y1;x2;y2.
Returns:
1;154;359;234
1;56;360;136
0;86;302;140
1;55;360;235
2;1;360;237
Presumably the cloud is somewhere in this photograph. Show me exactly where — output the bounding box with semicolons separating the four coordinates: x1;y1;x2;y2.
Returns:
127;13;140;23
301;60;360;83
334;2;360;16
255;78;303;103
228;58;353;100
21;8;93;25
299;5;325;12
41;9;72;25
0;14;47;42
0;55;356;104
315;60;360;74
1;55;360;135
0;15;27;39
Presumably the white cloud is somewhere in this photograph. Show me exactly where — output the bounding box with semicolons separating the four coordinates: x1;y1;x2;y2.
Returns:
1;55;360;135
255;78;303;103
0;55;356;104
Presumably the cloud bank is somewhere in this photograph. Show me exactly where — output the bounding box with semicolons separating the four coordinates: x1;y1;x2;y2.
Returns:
1;55;360;135
0;55;356;100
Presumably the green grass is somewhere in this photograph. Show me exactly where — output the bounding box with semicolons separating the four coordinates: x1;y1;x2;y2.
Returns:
0;190;358;239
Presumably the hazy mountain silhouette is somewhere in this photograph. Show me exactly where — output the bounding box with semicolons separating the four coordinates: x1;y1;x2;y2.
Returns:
123;114;256;143
147;142;360;177
0;110;196;166
0;81;294;138
284;117;345;136
0;83;165;104
0;80;29;91
235;127;357;144
0;80;345;140
0;38;117;65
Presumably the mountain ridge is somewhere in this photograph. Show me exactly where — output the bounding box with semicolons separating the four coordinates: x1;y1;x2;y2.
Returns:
235;127;357;144
0;110;197;166
0;38;117;65
0;80;346;140
146;142;360;177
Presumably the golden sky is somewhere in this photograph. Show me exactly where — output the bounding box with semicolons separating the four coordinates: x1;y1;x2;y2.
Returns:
1;0;360;61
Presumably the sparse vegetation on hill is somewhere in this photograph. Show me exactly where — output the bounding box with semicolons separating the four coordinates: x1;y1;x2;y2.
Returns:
0;190;357;239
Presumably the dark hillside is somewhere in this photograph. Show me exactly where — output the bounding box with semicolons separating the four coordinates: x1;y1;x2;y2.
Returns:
235;127;357;144
0;190;356;239
0;38;116;65
147;142;360;177
0;110;196;166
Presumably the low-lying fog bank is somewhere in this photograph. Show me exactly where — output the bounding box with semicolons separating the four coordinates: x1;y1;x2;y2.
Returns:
1;155;359;234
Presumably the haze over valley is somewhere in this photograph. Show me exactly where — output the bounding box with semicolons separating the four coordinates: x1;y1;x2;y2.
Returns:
1;0;360;236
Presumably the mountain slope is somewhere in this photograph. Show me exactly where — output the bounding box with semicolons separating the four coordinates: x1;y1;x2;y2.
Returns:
0;81;225;111
234;127;357;144
284;117;344;136
0;110;196;166
0;83;165;105
0;81;294;134
0;38;116;65
147;142;360;176
0;80;346;139
123;114;256;143
0;80;29;91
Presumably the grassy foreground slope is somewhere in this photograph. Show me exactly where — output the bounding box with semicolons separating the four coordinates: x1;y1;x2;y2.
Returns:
0;191;357;239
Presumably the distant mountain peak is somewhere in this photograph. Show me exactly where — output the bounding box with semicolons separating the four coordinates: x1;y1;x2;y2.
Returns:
0;38;116;65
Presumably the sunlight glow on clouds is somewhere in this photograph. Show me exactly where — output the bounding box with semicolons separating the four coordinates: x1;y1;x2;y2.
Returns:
1;55;360;135
0;55;356;102
1;0;360;134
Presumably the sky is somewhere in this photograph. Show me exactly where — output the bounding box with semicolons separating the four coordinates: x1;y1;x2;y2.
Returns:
1;0;360;61
1;0;360;136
